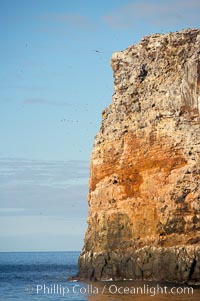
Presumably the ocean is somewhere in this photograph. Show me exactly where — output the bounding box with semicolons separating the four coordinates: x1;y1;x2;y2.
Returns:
0;251;200;301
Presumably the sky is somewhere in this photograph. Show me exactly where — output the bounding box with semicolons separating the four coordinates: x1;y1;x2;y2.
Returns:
0;0;199;252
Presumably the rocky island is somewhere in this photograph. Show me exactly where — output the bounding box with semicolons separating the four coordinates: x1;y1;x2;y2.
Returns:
78;28;200;284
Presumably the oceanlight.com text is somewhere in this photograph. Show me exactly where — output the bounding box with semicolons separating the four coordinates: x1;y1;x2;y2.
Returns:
107;284;193;296
25;283;194;297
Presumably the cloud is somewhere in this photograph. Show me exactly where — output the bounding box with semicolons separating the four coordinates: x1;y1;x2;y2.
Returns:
0;215;86;237
0;215;87;251
24;99;72;106
102;0;200;29
0;157;89;187
0;157;90;250
51;14;91;28
0;157;89;217
0;208;25;213
41;13;95;32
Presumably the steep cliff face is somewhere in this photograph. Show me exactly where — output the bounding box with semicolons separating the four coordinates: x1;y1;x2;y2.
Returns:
78;28;200;283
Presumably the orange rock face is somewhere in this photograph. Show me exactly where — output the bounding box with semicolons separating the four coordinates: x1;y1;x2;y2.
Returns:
78;29;200;283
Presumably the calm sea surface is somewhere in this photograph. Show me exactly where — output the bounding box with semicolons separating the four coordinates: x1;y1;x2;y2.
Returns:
0;251;200;301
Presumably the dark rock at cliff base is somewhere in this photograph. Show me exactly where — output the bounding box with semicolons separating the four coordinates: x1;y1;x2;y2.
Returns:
78;28;200;283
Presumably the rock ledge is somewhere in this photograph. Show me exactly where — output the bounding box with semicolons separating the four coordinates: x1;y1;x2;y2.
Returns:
78;28;200;283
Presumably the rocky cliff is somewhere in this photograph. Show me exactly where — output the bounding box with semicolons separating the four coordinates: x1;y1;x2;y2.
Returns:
78;28;200;284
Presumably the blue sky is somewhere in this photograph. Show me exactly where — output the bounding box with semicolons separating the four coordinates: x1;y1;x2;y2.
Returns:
0;0;199;251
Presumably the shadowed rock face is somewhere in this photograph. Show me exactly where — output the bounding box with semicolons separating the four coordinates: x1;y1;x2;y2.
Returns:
78;28;200;284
